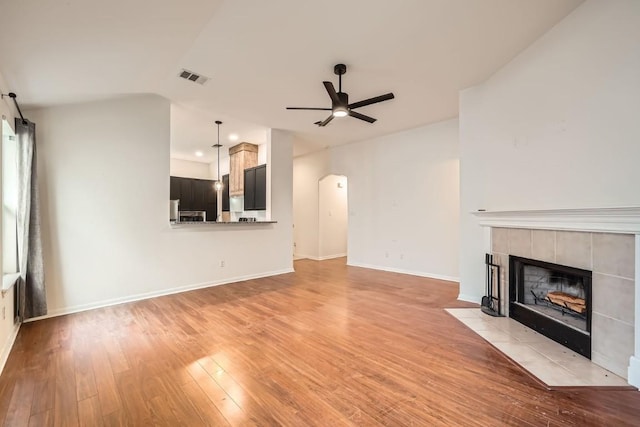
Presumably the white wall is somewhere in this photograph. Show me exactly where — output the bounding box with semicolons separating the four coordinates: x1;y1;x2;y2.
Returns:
28;94;293;316
257;143;267;166
267;129;293;224
0;71;20;373
292;150;329;259
170;158;211;179
330;119;460;282
459;0;640;302
318;174;348;259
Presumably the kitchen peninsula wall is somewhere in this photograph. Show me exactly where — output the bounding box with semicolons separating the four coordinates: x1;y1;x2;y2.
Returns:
27;95;293;318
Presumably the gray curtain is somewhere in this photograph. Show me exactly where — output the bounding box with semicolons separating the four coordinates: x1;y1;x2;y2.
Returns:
15;119;47;320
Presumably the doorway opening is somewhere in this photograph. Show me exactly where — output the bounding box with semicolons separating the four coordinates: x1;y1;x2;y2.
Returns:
318;174;348;260
292;174;348;261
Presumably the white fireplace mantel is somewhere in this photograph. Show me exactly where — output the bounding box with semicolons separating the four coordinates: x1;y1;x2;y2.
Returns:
472;206;640;234
472;206;640;388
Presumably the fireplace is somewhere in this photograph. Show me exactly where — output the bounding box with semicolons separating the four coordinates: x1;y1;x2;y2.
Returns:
471;209;639;384
509;255;592;358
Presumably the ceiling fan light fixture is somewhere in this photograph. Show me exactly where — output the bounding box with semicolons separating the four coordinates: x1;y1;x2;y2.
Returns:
333;107;348;118
286;63;394;126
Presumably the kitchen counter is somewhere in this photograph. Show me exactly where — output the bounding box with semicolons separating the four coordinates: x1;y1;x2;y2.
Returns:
170;220;277;228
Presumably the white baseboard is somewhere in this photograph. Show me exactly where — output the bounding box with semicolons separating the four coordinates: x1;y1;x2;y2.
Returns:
318;253;347;261
0;322;21;376
346;261;459;283
25;268;295;323
293;253;317;261
629;356;640;388
457;293;483;304
294;253;346;261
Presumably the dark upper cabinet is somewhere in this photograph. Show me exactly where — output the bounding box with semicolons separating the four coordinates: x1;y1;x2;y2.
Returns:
254;164;266;210
170;176;180;200
170;176;218;220
192;179;206;211
222;174;230;212
179;178;194;210
243;164;266;211
244;167;256;211
203;180;217;221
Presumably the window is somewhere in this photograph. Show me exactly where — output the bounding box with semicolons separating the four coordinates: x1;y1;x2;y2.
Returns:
2;118;19;289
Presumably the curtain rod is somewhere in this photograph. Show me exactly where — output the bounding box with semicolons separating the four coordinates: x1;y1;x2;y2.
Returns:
1;92;28;125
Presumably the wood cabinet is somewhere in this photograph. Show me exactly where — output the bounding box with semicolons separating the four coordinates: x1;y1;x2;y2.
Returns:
229;142;258;197
222;174;230;212
254;164;266;210
243;164;266;211
192;179;206;210
202;180;217;221
169;176;218;221
170;177;180;201
244;168;256;210
179;178;194;210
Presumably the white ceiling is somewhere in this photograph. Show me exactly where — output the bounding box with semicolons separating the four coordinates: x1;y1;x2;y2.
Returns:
0;0;584;158
170;103;267;164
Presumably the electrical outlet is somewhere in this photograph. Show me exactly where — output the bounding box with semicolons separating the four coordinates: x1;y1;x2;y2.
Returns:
220;260;225;267
385;252;389;258
400;254;404;260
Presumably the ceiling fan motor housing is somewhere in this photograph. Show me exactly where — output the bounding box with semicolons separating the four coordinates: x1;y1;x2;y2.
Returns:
335;92;349;108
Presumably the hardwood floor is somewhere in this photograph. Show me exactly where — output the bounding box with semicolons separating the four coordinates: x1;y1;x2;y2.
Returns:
0;258;638;426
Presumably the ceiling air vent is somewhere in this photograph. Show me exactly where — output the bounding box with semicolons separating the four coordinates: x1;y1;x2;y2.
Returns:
178;69;209;85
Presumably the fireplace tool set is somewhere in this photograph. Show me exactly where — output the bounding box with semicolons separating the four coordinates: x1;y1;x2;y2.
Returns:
481;253;503;317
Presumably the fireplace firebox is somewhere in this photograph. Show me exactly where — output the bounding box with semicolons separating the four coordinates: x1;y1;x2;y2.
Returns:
509;256;592;358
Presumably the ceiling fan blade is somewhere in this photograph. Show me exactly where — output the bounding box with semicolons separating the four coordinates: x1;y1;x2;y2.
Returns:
323;81;341;105
348;92;395;110
316;115;334;127
286;107;332;110
349;111;376;124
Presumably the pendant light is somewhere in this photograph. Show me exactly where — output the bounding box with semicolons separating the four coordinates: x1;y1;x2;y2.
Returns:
213;120;223;191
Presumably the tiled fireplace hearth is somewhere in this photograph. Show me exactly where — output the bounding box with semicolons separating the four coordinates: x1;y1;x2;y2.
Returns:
473;207;640;387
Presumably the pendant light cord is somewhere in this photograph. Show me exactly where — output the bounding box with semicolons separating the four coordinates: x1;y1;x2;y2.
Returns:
214;120;223;188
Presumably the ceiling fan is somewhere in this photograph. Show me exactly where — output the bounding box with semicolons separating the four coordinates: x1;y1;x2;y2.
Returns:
286;64;395;127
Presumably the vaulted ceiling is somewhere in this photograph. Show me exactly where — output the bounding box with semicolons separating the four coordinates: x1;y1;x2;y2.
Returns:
0;0;583;159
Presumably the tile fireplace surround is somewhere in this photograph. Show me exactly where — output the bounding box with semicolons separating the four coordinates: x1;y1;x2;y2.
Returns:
472;207;640;387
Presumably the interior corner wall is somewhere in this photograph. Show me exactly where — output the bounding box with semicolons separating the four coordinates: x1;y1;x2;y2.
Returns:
330;119;460;282
292;150;329;259
28;94;294;317
458;0;640;301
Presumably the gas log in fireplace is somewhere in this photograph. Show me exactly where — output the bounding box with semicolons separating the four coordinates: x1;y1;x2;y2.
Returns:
509;256;592;358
